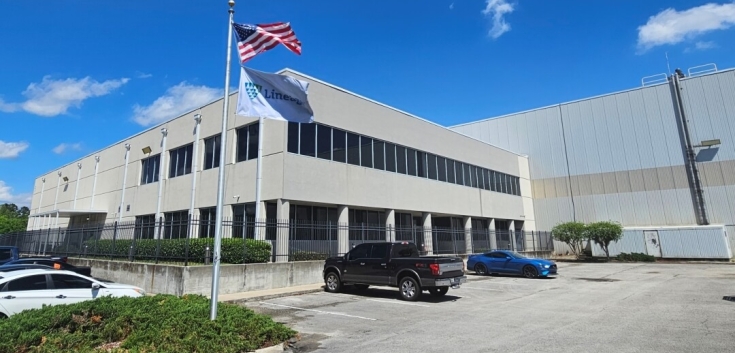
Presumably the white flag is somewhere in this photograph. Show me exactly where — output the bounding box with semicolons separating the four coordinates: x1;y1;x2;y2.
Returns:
236;67;314;123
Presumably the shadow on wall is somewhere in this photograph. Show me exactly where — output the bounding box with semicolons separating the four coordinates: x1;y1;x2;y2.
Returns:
696;147;719;162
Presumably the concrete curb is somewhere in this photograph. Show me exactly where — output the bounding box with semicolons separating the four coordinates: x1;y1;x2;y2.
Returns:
223;287;325;304
254;343;286;353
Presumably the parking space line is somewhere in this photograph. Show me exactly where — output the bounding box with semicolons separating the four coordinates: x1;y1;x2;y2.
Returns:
366;299;430;307
259;302;377;321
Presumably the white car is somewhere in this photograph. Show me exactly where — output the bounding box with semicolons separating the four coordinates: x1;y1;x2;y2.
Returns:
0;269;145;318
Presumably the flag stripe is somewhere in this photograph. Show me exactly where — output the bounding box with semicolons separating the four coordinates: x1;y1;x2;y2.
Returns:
232;22;301;64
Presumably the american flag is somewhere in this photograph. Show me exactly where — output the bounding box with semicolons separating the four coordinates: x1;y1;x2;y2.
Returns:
232;22;302;64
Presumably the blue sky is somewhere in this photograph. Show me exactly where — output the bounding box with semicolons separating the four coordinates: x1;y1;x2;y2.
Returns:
2;0;735;207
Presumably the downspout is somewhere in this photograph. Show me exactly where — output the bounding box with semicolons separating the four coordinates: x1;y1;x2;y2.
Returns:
118;144;131;223
155;128;168;239
189;115;202;218
671;71;709;225
73;163;82;209
34;177;46;230
90;156;100;209
53;171;62;210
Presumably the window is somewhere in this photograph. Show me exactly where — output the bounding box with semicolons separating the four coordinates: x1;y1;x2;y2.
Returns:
446;159;455;184
199;207;216;238
316;125;332;160
203;135;221;170
391;244;419;258
300;123;316;157
490;252;509;259
515;177;521;196
0;249;12;261
370;244;388;259
463;163;471;186
490;171;498;191
470;165;478;188
478;167;485;190
396;146;407;174
232;203;256;239
237;124;257;162
348;244;370;260
437;157;447;182
385;143;396;172
140;154;160;185
7;275;47;291
427;154;437;180
169;144;193;177
247;123;259;160
135;214;156;239
287;122;299;154
373;140;385;170
360;136;373;168
501;173;508;194
347;132;360;165
51;274;93;289
406;149;417;176
332;129;346;163
482;169;491;190
417;152;426;178
164;211;189;239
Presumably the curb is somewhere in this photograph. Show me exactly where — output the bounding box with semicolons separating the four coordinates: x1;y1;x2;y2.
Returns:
223;287;324;304
254;343;286;353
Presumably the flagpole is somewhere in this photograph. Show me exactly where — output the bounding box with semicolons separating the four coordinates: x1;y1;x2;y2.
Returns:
210;0;235;321
254;115;264;239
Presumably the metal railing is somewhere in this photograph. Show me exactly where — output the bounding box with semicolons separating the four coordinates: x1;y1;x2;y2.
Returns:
0;218;555;265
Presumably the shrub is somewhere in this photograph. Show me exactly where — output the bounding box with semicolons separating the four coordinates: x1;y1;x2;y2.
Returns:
586;221;623;260
291;251;329;261
551;222;586;257
618;252;655;262
0;294;295;353
83;238;271;264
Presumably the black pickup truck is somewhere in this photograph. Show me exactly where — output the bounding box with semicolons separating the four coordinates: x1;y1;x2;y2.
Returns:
323;242;467;301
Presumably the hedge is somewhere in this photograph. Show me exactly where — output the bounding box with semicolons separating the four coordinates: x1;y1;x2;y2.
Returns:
617;252;656;262
80;238;271;264
291;251;330;261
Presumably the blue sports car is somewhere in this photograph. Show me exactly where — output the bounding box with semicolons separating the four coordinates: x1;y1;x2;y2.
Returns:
467;250;557;278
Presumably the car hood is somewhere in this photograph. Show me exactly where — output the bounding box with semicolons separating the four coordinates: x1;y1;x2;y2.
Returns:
529;258;555;266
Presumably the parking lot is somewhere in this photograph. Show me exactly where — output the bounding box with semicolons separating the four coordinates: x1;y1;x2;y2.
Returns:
245;262;735;353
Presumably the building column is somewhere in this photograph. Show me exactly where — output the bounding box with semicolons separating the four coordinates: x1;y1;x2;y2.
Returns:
255;201;267;240
422;212;433;255
509;220;517;251
385;209;395;242
488;218;498;250
275;199;289;263
338;205;349;255
463;216;473;254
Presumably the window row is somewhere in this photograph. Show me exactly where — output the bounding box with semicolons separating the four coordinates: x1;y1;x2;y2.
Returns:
138;123;260;185
287;122;522;196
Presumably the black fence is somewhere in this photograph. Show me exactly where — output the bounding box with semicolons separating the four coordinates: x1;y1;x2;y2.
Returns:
0;218;554;265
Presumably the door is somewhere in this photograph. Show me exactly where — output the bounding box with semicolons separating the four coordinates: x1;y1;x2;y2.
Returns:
0;274;52;315
487;252;511;273
343;244;371;282
364;243;390;285
50;274;98;305
644;231;662;258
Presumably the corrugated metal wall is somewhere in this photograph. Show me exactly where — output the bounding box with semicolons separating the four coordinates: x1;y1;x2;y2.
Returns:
590;226;731;259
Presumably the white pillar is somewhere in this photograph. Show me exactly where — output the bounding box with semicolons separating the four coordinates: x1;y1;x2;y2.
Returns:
90;156;100;209
422;212;433;255
385;209;395;242
509;220;517;251
254;201;267;241
275;199;289;263
189;115;202;218
118;144;131;223
73;163;82;209
488;218;498;250
53;171;62;210
463;216;473;254
338;205;349;255
34;177;46;230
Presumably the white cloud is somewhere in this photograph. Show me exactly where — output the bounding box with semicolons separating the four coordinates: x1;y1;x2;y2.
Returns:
695;40;717;50
132;82;222;126
0;76;129;117
482;0;515;39
0;140;29;159
136;72;153;79
637;2;735;51
0;180;31;206
52;142;83;155
450;2;454;10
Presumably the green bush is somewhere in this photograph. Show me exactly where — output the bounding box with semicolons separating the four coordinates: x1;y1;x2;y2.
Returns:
291;251;329;261
83;238;271;264
586;221;624;260
0;294;295;353
551;222;587;257
618;252;655;262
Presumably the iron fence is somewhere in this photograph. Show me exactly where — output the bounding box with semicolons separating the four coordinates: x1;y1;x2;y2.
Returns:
0;218;555;265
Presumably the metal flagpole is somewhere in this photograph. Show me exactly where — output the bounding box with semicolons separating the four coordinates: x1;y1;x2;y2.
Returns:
254;115;264;239
210;0;235;321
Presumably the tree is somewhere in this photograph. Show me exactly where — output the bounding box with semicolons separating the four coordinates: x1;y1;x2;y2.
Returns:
0;203;30;234
551;222;587;257
585;221;623;260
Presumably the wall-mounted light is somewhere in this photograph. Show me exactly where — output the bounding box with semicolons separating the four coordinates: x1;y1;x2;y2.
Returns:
62;176;69;182
142;146;152;154
694;139;721;148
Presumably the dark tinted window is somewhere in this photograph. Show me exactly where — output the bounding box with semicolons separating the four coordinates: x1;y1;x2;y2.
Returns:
437;157;447;182
391;244;419;258
7;274;47;291
427;154;437;180
287;122;299;154
316;125;332;160
0;249;12;261
446;159;455;184
332;129;346;163
396;146;406;174
406;149;417;176
455;162;464;185
199;207;216;238
470;166;478;188
385;143;396;172
349;244;370;260
373;141;385;170
51;274;94;289
463;163;472;186
360;136;373;168
300;123;316;157
140;154;160;185
490;252;508;258
203;135;221;170
347;133;360;165
247;123;259;160
169;144;193;177
417;152;426;178
236;125;249;162
370;244;389;259
483;169;491;190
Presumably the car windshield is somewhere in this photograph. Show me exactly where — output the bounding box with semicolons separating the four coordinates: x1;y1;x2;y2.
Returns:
508;252;527;259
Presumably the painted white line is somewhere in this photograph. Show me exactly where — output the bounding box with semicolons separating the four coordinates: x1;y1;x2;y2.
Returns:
366;299;431;307
461;286;504;291
259;302;377;321
478;281;530;286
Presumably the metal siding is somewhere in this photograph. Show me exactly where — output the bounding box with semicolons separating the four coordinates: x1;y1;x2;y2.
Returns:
602;95;629;173
654;85;685;166
615;93;644;171
591;226;731;259
628;90;659;170
629;191;652;225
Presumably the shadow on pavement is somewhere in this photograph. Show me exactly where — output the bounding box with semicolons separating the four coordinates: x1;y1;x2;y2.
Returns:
343;286;464;303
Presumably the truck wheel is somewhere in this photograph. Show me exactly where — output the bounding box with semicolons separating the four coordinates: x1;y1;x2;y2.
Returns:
324;272;342;293
399;277;421;301
429;287;449;297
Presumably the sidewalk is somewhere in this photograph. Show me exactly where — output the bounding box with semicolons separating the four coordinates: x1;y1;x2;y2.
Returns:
218;283;324;304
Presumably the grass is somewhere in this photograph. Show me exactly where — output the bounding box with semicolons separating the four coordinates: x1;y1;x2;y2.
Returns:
0;294;296;353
